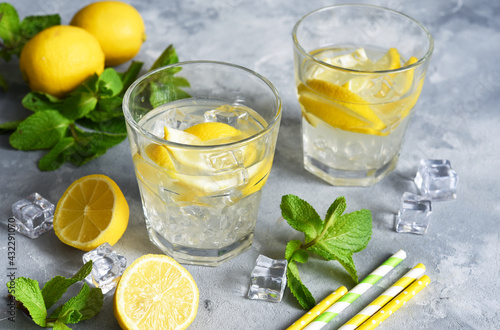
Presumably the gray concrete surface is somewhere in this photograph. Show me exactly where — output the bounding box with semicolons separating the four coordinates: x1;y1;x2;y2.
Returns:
0;0;499;329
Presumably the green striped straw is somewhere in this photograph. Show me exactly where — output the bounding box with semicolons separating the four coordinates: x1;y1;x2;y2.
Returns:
303;250;406;330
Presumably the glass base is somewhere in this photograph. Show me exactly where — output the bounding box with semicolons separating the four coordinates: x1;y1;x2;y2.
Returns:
304;154;399;186
147;226;253;267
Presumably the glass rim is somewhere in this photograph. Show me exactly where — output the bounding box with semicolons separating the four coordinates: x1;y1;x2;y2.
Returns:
292;4;434;74
123;60;282;149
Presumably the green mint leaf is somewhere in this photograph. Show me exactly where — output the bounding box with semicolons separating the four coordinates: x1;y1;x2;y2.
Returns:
120;60;143;91
97;95;122;112
66;126;126;166
0;71;7;90
39;137;75;171
281;194;323;243
78;287;103;321
41;276;78;310
72;261;93;281
9;110;72;150
149;80;191;108
52;320;72;330
285;240;308;264
0;3;21;47
323;196;347;232
41;261;92;309
22;92;62;112
98;68;123;97
84;98;123;122
61;93;98;120
0;119;22;133
287;261;315;309
74;73;99;94
19;14;60;40
7;277;46;326
149;44;179;71
50;284;89;324
307;244;359;282
76;117;127;134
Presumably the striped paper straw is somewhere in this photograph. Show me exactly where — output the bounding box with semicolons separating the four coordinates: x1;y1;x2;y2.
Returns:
338;263;426;330
287;286;348;330
303;250;406;330
357;275;431;330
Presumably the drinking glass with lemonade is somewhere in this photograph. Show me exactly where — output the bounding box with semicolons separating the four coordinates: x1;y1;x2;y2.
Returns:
293;4;433;186
123;61;281;266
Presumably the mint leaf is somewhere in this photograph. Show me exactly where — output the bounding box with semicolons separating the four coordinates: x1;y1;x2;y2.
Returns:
9;110;72;150
41;276;79;310
323;196;347;231
52;320;72;330
149;79;191;108
0;119;22;133
41;261;92;309
22;92;62;112
120;60;143;91
19;14;60;40
50;284;89;324
61;93;98;120
98;68;123;97
281;194;323;243
7;277;46;326
77;117;127;134
39;137;75;171
287;261;315;309
149;44;179;71
0;3;21;49
78;287;103;321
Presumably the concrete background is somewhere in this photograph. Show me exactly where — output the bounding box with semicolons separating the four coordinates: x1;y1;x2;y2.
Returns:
0;0;499;329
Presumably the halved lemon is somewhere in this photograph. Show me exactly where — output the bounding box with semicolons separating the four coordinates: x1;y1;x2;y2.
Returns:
53;174;129;251
114;254;199;330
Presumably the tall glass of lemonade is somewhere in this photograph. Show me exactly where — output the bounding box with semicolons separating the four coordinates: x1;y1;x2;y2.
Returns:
293;4;433;186
123;61;281;266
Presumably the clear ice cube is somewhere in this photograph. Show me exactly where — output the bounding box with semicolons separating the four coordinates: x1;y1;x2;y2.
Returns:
247;254;287;302
204;105;248;125
11;193;54;239
414;159;458;201
395;192;432;235
82;243;127;294
164;108;204;130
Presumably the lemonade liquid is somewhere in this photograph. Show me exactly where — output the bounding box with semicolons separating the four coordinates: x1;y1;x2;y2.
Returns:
297;46;422;186
132;99;274;264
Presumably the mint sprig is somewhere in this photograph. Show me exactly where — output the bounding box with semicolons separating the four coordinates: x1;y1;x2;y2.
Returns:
1;41;185;170
281;195;373;309
6;261;104;329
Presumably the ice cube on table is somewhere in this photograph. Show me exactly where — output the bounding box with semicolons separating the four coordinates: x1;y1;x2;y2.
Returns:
247;254;287;303
395;192;432;235
82;243;127;294
11;193;54;239
414;159;458;201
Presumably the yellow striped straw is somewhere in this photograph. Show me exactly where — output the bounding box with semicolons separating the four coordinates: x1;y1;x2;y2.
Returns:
287;286;348;330
357;275;431;330
338;263;426;330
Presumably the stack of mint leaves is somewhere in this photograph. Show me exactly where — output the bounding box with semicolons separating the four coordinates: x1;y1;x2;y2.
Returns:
281;195;373;309
7;261;103;329
0;3;190;171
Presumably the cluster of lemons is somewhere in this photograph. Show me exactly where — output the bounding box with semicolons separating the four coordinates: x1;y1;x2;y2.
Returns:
19;1;146;97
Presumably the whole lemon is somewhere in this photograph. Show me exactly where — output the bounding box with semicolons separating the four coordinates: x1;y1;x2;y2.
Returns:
19;25;105;97
70;1;146;66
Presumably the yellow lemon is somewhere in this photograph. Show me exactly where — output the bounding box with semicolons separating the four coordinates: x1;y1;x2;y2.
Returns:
114;254;199;330
184;122;244;143
53;174;129;251
298;79;387;135
19;25;105;97
71;1;146;66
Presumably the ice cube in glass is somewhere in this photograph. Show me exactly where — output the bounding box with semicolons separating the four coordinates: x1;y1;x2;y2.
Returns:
414;159;458;201
11;193;54;239
395;192;432;235
82;242;127;294
247;254;287;302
